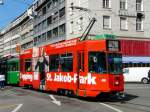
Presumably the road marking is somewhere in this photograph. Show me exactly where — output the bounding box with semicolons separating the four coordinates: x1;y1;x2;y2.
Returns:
100;103;123;112
49;95;61;106
11;104;23;112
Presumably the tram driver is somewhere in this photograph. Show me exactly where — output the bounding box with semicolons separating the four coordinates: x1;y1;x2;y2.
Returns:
89;56;104;73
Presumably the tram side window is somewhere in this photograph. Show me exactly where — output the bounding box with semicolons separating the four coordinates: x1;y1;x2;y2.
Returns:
25;59;32;72
8;62;19;71
49;55;59;72
88;52;106;73
60;53;73;72
0;63;7;74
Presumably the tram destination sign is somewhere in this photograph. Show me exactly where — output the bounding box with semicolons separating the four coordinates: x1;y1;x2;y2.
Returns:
106;40;120;52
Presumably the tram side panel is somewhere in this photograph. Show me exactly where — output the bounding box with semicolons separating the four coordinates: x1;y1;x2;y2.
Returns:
20;49;34;87
19;39;124;97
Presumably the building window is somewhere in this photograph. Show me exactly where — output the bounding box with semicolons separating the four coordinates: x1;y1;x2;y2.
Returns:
38;35;42;43
136;0;143;11
53;11;59;23
41;33;47;42
53;0;59;7
12;38;19;45
103;16;111;29
47;1;52;9
38;23;42;32
42;6;46;15
34;25;38;33
70;21;74;34
78;17;83;31
103;0;111;8
47;30;52;40
60;0;65;3
69;3;74;15
120;0;127;10
42;20;47;29
59;24;65;35
34;37;38;45
4;41;10;48
53;27;58;38
11;48;17;54
136;18;143;31
120;17;128;30
47;16;52;26
59;7;65;19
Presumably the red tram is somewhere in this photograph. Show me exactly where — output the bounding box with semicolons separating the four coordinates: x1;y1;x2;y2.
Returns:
19;37;124;97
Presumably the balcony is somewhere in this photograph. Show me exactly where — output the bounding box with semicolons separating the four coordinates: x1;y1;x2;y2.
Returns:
34;0;47;11
119;10;137;17
137;12;145;18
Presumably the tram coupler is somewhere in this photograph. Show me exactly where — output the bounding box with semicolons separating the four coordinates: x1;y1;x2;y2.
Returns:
116;92;125;100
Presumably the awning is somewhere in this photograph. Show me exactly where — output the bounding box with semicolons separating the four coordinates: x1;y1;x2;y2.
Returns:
122;56;150;63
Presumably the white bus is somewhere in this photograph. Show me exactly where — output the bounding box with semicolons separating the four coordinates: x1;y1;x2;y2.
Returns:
123;67;150;84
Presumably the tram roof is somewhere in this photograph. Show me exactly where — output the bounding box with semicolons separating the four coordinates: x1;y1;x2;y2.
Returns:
7;58;19;63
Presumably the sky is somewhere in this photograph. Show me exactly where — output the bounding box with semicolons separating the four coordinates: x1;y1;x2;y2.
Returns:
0;0;34;29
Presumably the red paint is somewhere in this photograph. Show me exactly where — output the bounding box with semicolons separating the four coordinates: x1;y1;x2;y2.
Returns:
121;39;150;56
20;38;124;97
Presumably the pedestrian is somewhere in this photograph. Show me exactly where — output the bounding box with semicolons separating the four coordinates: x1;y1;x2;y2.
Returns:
0;73;5;89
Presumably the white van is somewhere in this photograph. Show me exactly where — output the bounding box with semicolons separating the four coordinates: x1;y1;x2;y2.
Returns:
123;67;150;84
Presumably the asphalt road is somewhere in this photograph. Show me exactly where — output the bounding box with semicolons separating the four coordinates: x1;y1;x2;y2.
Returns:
0;83;150;112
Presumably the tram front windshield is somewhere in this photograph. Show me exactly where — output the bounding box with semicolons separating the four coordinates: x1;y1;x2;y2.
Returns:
108;53;122;74
88;52;122;74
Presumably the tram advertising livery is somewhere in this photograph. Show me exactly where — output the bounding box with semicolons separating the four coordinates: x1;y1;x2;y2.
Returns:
19;34;124;97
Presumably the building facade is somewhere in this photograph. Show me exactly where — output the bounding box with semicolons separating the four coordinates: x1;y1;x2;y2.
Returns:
33;0;66;47
33;0;150;44
20;18;33;51
0;6;34;58
33;0;150;67
0;0;150;66
0;33;3;57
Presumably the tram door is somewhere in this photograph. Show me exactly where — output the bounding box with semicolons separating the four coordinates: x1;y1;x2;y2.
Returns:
77;51;85;90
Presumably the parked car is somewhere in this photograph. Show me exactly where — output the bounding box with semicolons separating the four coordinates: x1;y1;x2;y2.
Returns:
123;67;150;84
